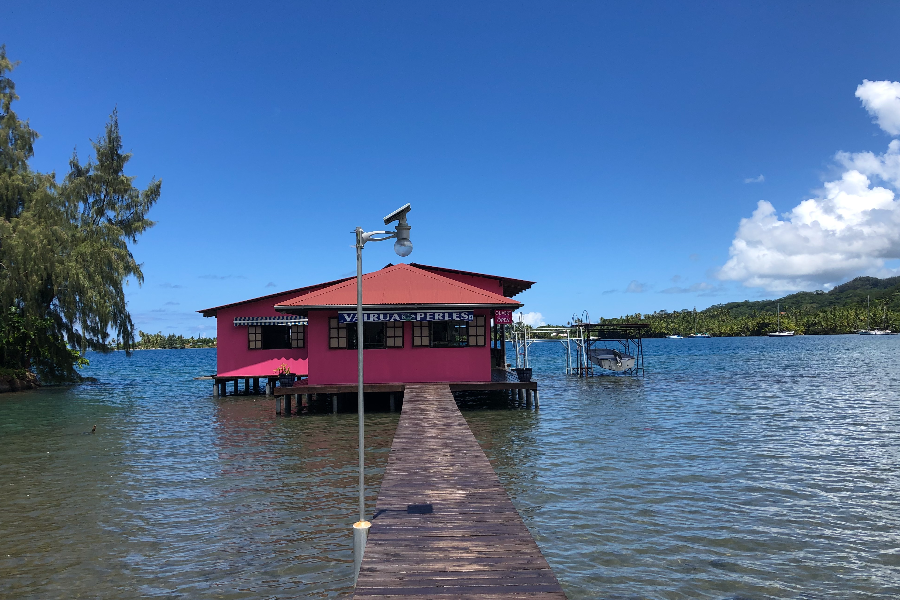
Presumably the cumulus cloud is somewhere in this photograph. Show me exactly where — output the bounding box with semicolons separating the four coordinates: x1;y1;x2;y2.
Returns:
719;81;900;292
857;80;900;135
625;280;647;293
744;174;765;184
513;311;546;326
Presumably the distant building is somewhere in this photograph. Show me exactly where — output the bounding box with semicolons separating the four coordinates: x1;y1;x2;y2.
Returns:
198;263;533;384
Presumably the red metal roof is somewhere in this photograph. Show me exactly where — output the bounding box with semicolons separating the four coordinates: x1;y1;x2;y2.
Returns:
275;264;524;311
408;263;535;298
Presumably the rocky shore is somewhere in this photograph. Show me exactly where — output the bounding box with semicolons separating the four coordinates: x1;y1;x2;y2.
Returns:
0;371;40;393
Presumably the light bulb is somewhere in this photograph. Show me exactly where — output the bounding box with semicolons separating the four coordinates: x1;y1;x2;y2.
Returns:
394;238;413;257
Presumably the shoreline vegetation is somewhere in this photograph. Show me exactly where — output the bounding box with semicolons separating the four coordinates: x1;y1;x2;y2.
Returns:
119;331;217;350
531;275;900;338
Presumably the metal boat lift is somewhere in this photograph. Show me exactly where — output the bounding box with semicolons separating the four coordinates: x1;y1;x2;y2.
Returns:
507;320;648;377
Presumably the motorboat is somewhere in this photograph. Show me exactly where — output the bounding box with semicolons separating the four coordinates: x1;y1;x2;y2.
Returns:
666;334;683;339
688;333;711;338
859;329;894;335
588;348;636;372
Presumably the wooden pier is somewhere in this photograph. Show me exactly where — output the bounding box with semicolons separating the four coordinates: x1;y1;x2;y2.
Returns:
354;383;566;599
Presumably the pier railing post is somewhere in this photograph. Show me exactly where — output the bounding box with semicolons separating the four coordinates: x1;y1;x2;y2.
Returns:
353;519;371;584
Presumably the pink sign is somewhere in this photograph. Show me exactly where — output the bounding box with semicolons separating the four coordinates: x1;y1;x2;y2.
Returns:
494;310;513;325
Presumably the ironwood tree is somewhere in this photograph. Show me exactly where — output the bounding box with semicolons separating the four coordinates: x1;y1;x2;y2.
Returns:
0;46;160;382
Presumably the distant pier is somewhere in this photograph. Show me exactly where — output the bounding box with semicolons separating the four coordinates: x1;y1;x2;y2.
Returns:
353;383;566;598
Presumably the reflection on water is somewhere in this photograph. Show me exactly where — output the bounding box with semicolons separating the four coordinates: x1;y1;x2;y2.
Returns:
466;335;900;599
1;337;899;598
0;349;397;599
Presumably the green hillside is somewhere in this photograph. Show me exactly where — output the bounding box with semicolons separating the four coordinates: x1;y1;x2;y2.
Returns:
598;275;900;336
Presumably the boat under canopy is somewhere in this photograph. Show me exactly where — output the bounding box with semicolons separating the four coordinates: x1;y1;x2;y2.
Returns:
588;348;636;372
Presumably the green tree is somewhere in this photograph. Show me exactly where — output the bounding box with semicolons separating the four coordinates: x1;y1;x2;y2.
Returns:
0;47;160;381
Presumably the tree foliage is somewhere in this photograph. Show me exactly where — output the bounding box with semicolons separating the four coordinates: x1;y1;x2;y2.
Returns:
0;46;160;382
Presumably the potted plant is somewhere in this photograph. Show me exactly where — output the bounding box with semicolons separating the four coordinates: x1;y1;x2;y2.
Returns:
274;363;295;387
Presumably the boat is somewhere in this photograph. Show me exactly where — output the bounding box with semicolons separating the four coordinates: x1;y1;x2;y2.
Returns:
688;308;710;338
666;334;683;339
768;303;795;337
588;348;636;372
857;296;895;334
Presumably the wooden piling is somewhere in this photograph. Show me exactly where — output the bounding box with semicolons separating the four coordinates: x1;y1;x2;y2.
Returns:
332;394;338;414
213;381;219;397
534;389;540;409
526;388;533;408
253;377;260;394
389;393;395;412
284;394;292;415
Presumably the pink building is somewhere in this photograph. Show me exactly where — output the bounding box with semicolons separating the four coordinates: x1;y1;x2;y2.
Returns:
199;264;533;390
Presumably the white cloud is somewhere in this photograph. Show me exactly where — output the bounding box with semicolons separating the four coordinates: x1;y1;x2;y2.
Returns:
625;280;647;293
513;311;546;327
744;174;765;183
661;282;718;294
857;80;900;135
719;80;900;292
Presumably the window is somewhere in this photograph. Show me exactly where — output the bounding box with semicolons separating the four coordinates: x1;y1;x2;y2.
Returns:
329;318;348;348
468;315;486;346
248;326;262;349
330;319;388;349
431;320;469;348
386;321;404;348
413;322;430;347
291;324;305;348
249;325;291;350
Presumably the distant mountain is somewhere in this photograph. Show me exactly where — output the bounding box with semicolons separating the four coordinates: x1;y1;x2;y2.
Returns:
705;275;900;318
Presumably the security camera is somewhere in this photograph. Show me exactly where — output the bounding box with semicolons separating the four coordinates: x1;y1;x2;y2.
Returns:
384;203;411;226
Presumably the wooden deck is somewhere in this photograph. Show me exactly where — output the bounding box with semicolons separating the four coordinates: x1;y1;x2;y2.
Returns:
354;383;566;599
273;381;537;396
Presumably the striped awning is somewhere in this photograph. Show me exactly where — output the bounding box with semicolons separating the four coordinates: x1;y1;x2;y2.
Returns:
233;316;307;326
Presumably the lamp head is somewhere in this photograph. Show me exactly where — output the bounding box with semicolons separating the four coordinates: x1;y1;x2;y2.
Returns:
386;203;413;257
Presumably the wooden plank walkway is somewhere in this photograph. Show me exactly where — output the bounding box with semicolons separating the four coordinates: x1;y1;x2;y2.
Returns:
354;383;566;599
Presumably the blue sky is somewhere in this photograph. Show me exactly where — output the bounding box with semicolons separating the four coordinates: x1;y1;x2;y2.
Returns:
5;1;900;332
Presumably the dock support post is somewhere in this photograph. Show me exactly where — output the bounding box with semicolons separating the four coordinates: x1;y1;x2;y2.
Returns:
276;394;282;415
220;382;226;396
213;381;219;397
333;394;338;414
265;379;273;396
389;393;395;412
233;379;239;395
285;394;292;415
518;388;524;404
253;377;259;394
534;389;540;409
301;394;308;412
525;388;532;409
243;378;250;395
353;520;371;584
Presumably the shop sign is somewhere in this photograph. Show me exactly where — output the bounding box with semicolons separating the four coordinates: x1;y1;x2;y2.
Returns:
494;310;514;324
338;310;474;324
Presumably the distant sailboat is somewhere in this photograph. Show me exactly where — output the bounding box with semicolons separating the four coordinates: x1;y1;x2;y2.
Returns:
688;307;711;337
768;303;795;337
859;295;895;334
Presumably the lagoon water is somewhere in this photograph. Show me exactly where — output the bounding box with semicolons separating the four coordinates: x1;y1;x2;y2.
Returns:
1;336;899;599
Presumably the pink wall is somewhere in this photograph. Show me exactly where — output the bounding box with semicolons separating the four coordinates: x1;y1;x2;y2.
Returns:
306;309;492;384
215;296;308;377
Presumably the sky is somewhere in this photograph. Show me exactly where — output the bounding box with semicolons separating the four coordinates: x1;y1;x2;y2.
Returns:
5;1;900;332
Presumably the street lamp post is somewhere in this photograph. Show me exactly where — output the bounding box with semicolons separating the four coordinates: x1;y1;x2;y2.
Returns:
352;203;413;584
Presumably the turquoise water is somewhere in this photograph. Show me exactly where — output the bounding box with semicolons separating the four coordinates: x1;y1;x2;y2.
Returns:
1;337;899;598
